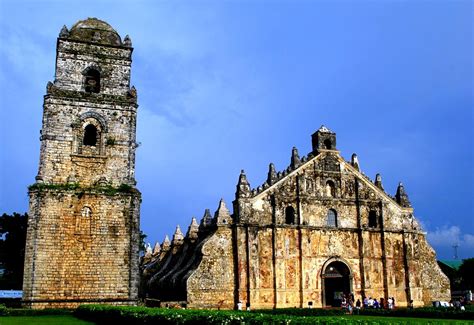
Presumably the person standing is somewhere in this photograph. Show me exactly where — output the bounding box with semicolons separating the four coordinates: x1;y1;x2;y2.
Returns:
388;297;393;309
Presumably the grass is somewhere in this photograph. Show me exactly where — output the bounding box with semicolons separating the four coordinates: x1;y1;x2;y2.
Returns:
1;314;472;324
348;315;473;324
0;315;93;325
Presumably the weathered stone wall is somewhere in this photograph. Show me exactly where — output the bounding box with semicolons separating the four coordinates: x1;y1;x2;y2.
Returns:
187;226;235;309
37;96;138;187
23;18;141;309
231;145;449;308
54;40;132;96
23;190;140;308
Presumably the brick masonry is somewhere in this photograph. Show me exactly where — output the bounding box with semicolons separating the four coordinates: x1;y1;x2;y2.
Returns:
22;18;141;309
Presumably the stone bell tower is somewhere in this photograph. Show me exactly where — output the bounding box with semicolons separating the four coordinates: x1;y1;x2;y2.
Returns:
22;18;141;308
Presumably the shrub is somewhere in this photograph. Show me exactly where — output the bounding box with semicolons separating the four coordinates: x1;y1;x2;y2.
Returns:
74;305;369;324
358;307;474;320
253;308;346;317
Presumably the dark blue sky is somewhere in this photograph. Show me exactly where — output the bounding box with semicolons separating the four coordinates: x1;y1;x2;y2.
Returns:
0;1;472;259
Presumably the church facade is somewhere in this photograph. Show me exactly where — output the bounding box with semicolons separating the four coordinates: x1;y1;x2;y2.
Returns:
22;18;141;309
142;126;450;309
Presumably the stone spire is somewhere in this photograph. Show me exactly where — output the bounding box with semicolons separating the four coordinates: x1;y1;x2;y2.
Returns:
123;34;132;47
172;225;184;246
214;198;232;225
199;209;213;230
152;242;161;256
59;25;69;38
236;170;251;198
351;153;360;171
291;147;301;169
145;242;152;257
395;182;412;208
374;173;384;190
267;163;277;185
186;217;199;241
162;235;171;252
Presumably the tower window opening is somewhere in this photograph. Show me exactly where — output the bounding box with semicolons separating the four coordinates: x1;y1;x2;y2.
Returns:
327;209;337;227
84;69;101;93
83;124;97;146
324;139;332;149
285;206;295;225
369;210;377;228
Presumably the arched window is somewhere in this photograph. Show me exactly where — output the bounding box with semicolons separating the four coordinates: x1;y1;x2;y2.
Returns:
368;210;377;228
285;206;295;224
84;69;101;93
83;124;97;146
324;139;332;149
327;209;337;227
326;180;336;197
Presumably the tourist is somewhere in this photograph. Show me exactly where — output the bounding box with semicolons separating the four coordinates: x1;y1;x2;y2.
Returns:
409;300;414;309
387;297;393;309
342;296;347;309
347;298;354;314
373;298;379;309
392;297;396;309
237;301;242;311
363;296;368;309
355;299;361;314
368;297;374;308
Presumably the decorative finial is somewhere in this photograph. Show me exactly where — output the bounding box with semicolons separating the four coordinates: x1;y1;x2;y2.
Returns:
127;86;137;99
186;217;199;241
374;173;384;190
291;147;301;169
152;242;161;256
145;242;152;257
351;153;360;171
172;225;184;246
46;81;54;94
214;198;232;225
396;182;412;208
236;169;251;198
267;163;277;185
162;235;171;251
318;125;332;133
59;25;69;38
123;35;132;47
199;209;213;230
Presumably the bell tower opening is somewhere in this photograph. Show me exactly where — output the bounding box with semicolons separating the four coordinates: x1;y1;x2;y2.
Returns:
311;125;337;153
84;68;101;93
83;124;97;146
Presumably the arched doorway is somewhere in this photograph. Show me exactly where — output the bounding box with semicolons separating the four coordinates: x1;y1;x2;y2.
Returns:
322;260;352;307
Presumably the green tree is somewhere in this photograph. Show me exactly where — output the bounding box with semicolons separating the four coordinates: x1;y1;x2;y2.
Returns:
139;230;147;254
458;258;474;291
0;212;28;289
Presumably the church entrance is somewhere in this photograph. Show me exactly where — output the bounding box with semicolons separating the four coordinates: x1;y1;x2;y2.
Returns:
322;261;351;307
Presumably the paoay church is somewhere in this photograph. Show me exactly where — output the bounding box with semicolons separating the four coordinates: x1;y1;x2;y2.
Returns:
23;18;450;309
